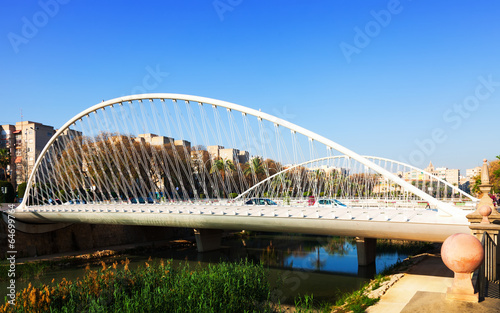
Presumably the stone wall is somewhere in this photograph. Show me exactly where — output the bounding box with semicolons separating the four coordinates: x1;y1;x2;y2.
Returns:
0;220;191;258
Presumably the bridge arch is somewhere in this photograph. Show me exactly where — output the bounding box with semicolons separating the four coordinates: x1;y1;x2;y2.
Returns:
22;93;466;217
235;155;477;202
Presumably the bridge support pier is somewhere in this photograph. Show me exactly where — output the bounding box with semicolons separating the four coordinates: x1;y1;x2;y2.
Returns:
194;229;223;252
356;237;376;266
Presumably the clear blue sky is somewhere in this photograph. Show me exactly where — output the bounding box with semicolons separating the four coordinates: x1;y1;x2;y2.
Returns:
1;0;499;173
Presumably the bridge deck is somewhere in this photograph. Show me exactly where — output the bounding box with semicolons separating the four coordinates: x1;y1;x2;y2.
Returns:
12;204;470;242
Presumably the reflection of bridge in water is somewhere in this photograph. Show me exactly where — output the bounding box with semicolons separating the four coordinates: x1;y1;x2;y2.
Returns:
9;94;477;265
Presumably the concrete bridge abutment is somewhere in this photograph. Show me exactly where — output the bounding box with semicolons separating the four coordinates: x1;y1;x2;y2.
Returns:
194;228;224;252
356;237;377;266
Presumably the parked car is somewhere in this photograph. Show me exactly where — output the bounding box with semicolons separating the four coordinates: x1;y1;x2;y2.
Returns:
313;199;346;207
244;198;277;205
129;197;155;204
63;199;87;205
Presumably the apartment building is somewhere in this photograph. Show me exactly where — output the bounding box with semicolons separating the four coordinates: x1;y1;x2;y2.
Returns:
0;121;83;188
466;166;481;179
208;145;249;164
14;121;56;185
0;124;16;182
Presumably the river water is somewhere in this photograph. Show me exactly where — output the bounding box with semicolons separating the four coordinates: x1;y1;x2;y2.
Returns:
6;233;408;305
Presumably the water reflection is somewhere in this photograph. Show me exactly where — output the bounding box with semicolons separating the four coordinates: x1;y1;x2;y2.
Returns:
222;234;406;277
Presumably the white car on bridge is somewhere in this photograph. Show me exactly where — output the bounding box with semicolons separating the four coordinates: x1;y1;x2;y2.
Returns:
244;198;278;206
313;199;346;207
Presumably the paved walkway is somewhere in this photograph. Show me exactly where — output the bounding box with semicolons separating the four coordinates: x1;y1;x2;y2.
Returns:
367;254;500;313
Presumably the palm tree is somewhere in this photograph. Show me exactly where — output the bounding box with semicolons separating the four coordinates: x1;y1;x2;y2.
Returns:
210;158;236;197
0;148;11;182
311;169;325;196
244;157;266;183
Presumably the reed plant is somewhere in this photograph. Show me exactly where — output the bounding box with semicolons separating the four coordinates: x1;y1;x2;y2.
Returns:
1;258;276;313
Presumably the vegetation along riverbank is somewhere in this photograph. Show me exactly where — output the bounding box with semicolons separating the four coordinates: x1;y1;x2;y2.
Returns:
0;238;433;312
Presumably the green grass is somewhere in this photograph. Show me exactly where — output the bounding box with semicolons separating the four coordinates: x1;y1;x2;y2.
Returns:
293;294;333;313
332;282;380;313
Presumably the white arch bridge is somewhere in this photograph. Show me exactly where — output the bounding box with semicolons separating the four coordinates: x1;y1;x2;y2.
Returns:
9;94;476;259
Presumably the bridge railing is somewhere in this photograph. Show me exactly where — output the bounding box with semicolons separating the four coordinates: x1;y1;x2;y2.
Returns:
473;229;498;300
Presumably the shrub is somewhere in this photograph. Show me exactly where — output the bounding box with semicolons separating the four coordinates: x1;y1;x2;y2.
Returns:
17;182;27;199
228;192;238;199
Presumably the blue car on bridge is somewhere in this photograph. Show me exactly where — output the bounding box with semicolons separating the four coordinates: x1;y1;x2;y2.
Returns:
244;198;277;206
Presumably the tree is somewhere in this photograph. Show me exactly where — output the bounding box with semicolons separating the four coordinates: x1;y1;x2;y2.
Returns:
210;159;235;180
490;156;500;193
17;182;27;199
244;157;266;183
311;169;326;197
271;173;292;196
210;158;236;197
471;175;481;196
0;148;10;182
27;132;197;204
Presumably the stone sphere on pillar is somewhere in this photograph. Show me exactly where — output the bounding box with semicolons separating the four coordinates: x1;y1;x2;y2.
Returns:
479;204;492;224
441;233;484;273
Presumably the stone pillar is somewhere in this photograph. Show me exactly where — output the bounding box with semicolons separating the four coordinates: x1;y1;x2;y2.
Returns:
466;158;500;274
194;228;223;252
467;159;500;223
356;237;376;266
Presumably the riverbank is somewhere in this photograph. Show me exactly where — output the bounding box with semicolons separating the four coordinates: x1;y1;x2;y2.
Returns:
321;250;435;313
367;250;500;313
1;234;434;312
